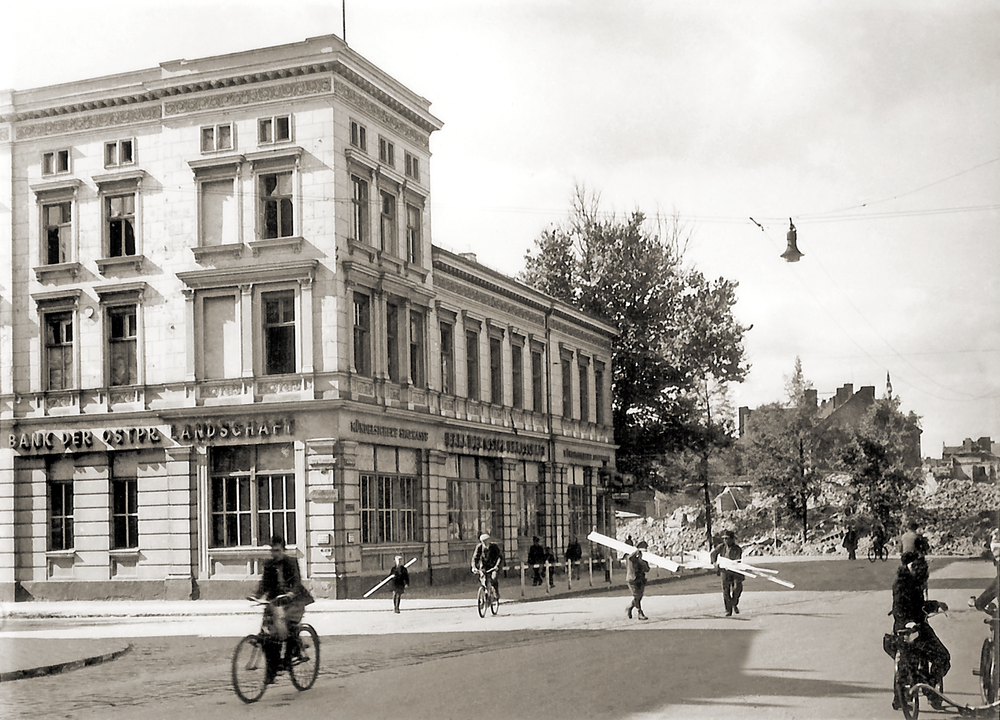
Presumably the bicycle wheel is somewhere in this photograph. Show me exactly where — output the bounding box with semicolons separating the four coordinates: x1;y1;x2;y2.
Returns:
894;657;920;720
868;546;877;563
880;547;889;562
477;585;487;618
981;637;996;704
289;624;320;691
232;635;268;704
490;587;499;616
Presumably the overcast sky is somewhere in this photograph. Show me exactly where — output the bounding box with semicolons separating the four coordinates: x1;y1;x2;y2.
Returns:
3;1;998;458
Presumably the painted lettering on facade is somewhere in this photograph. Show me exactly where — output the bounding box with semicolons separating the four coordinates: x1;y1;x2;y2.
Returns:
170;417;295;444
349;420;429;442
563;449;611;463
444;432;547;458
8;427;162;453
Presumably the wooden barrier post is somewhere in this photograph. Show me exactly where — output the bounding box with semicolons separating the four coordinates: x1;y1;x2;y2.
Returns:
588;558;593;587
520;563;526;597
545;562;551;593
567;560;572;590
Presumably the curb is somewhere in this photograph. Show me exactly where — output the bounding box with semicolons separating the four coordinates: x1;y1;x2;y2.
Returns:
0;644;132;683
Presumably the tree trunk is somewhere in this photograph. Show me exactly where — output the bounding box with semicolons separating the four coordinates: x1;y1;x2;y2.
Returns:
701;452;713;550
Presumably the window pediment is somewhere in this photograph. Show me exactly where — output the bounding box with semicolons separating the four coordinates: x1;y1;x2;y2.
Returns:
31;178;83;198
245;145;303;169
32;288;82;309
93;169;146;191
188;154;245;176
95;281;149;303
177;259;317;290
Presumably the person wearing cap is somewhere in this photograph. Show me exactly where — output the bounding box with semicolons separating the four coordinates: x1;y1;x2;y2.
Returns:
389;555;410;613
527;536;545;586
710;530;744;616
901;519;930;557
471;532;505;600
625;540;650;620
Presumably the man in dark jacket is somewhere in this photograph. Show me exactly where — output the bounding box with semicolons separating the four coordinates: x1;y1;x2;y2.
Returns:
565;536;582;580
900;520;930;557
527;536;545;586
891;551;950;706
626;540;650;620
389;555;409;613
472;533;505;599
711;530;744;616
254;535;315;683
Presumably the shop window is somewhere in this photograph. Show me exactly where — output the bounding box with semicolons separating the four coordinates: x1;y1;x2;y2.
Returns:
108;305;138;386
511;343;523;409
360;474;420;544
353;292;371;376
404;151;420;181
111;468;138;550
350;120;367;152
379;190;396;253
561;354;573;419
44;312;74;391
351;174;369;243
43;201;72;264
568;485;587;539
48;458;75;551
440;322;454;395
531;348;543;412
199;178;237;246
466;329;480;400
262;290;296;375
409;309;425;388
489;335;503;405
258;115;290;144
447;456;498;541
104;138;135;168
378;137;394;166
210;444;296;548
516;480;537;540
259;171;294;239
201;123;234;153
595;361;605;426
106;193;137;257
579;361;590;423
405;204;421;265
42;149;70;176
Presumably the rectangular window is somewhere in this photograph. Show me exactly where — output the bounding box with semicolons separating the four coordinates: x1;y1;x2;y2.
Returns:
447;457;498;541
262;290;295;375
440;322;454;395
561;356;573;419
531;349;543;412
50;479;74;551
361;474;420;544
579;363;590;423
568;485;586;539
260;171;294;239
353;292;371;376
258;115;290;144
409;310;425;388
42;149;70;176
351;175;368;243
404;151;420;181
200;179;237;246
108;305;137;386
201;123;234;152
210;444;295;548
45;313;74;391
466;329;480;400
595;361;605;426
111;476;138;550
202;295;239;379
379;190;396;253
104;139;134;168
378;137;394;166
386;301;400;383
511;343;523;409
489;336;503;405
350;121;367;151
405;204;421;265
43;201;72;265
106;193;136;257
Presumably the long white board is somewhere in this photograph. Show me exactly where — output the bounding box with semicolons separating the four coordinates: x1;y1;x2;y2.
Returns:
587;531;680;572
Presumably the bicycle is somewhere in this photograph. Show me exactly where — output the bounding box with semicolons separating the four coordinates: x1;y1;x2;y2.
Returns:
971;599;999;705
474;566;500;618
231;596;320;703
887;600;948;719
869;543;889;563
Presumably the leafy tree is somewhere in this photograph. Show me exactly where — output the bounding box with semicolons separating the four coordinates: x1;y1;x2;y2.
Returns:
519;187;749;543
840;395;923;535
784;356;813;407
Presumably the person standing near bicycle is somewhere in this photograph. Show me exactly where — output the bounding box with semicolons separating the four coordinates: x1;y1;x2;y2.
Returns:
472;533;504;600
890;550;950;709
253;535;315;684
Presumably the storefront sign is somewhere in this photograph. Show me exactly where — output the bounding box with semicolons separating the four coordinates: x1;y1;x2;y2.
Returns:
8;426;163;453
444;432;546;458
563;448;612;464
349;420;428;442
170;417;294;444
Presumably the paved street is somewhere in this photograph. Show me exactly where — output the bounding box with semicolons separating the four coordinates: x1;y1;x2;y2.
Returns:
1;556;997;720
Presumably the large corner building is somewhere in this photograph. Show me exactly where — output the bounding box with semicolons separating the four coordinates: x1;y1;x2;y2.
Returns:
0;36;617;601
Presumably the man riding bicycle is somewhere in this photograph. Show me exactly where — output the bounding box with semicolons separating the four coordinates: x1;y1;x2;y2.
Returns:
471;533;504;599
253;535;315;684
